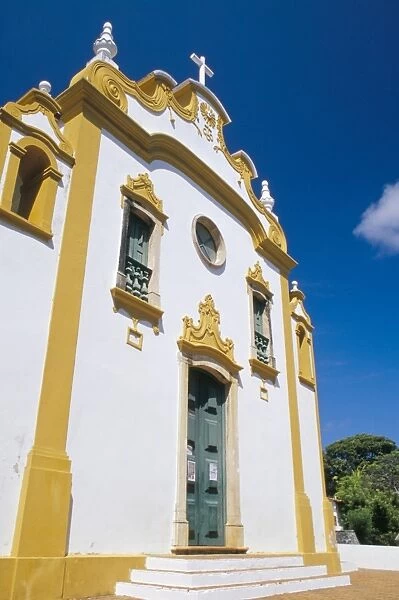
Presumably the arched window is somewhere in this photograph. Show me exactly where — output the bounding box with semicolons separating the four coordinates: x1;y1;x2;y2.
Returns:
296;324;314;385
0;137;62;238
11;146;50;219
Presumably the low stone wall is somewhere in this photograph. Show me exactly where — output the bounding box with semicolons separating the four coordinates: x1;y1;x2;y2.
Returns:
338;543;399;571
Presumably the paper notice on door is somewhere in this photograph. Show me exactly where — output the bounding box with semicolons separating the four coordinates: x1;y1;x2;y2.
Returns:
209;462;218;481
187;460;196;482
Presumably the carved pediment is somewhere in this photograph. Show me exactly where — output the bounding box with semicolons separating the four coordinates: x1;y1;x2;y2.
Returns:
178;295;242;374
120;173;168;223
1;89;74;163
246;262;271;297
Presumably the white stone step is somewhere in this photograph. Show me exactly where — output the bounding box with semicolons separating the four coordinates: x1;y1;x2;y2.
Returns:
131;564;327;587
145;555;304;572
116;574;350;599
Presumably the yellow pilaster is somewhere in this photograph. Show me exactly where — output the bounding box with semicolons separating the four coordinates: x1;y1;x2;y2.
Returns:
11;112;101;558
280;273;316;553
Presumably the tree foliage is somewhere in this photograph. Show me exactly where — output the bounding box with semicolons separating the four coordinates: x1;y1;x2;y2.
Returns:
324;433;397;496
364;450;399;495
335;470;399;545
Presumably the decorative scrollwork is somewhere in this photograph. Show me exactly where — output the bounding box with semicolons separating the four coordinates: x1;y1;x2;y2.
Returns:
101;76;128;113
213;115;287;251
269;226;282;248
200;101;216;141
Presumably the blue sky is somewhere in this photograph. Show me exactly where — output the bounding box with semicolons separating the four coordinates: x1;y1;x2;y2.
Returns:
2;1;398;447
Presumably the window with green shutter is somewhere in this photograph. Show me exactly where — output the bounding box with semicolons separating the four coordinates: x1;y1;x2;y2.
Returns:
124;212;152;302
253;295;270;364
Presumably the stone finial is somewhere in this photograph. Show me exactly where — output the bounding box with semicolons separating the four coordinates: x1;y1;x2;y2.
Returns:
260;180;275;213
39;81;51;95
291;281;299;292
88;22;118;69
290;280;305;301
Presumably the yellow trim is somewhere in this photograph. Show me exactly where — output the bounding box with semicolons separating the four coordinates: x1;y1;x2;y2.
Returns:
249;357;279;382
280;274;316;553
1;87;74;160
121;172;168;224
178;295;242;375
57;76;296;273
126;319;144;350
299;373;316;388
303;551;341;575
70;63;198;122
295;324;316;387
0;135;63;237
111;286;163;327
290;285;314;331
246;261;271;297
0;121;12;178
308;319;340;560
0;555;145;600
213;115;287;252
11;113;101;558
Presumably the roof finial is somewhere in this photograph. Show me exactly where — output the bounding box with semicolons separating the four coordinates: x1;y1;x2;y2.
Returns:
190;53;214;86
39;81;51;95
291;280;299;292
88;22;118;69
260;180;275;213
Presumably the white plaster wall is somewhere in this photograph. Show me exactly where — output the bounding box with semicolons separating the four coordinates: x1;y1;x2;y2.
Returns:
21;113;61;148
0;129;71;554
126;90;261;214
66;129;298;554
291;321;326;552
338;544;399;571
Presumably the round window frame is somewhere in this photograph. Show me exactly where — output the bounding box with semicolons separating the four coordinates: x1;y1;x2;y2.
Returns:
192;215;226;268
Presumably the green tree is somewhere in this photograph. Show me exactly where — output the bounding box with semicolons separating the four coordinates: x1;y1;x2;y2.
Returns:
336;470;399;545
364;450;399;495
345;507;373;544
324;434;397;496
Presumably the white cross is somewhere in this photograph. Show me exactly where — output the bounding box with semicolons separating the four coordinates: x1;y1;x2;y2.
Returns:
190;53;214;86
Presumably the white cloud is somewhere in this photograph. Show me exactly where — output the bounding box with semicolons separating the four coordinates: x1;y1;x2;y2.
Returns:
354;181;399;254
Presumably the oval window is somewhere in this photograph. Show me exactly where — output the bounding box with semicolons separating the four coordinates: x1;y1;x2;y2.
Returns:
196;221;217;262
192;215;226;268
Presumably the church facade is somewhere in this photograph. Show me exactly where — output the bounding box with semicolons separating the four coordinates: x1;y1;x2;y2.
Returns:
0;23;342;600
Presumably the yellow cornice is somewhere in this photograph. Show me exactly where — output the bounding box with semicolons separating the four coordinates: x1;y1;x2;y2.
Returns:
57;74;296;272
178;295;242;375
120;173;168;224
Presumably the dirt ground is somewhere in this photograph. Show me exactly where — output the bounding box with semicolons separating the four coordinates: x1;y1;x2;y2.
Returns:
84;569;399;600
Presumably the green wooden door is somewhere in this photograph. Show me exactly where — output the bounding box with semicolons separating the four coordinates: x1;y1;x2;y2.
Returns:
187;369;226;546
